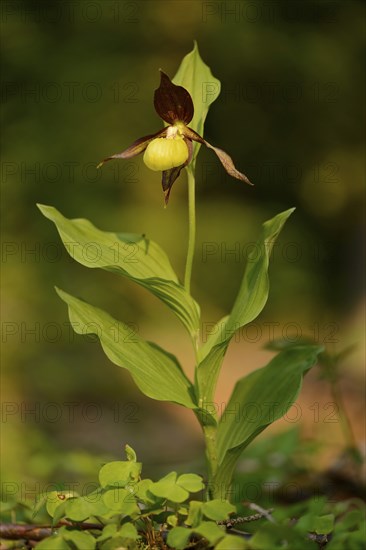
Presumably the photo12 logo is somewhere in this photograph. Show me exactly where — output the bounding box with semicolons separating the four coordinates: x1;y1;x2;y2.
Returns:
1;1;140;24
201;1;338;24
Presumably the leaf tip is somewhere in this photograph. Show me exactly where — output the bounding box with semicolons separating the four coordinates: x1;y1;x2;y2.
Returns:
54;286;69;303
282;206;296;222
36;203;48;214
37;203;56;221
125;444;137;462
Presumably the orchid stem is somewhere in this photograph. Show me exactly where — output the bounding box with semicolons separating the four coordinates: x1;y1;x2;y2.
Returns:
184;167;196;294
203;424;218;500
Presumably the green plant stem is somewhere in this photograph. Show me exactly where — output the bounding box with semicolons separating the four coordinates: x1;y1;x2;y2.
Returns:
203;425;218;499
184;167;219;497
184;168;196;295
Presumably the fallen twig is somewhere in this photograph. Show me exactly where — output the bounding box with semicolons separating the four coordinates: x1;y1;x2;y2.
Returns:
0;521;103;541
217;507;275;529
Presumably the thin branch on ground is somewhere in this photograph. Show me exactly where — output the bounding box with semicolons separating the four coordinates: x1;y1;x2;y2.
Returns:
217;507;275;529
0;521;103;541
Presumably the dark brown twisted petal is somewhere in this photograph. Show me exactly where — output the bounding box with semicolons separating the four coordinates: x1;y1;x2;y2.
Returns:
182;126;253;185
162;166;184;205
161;138;193;205
97;127;168;168
205;143;253;185
181;126;205;145
154;71;194;125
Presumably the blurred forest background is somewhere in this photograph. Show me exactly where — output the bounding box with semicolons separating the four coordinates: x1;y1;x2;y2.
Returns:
1;0;365;497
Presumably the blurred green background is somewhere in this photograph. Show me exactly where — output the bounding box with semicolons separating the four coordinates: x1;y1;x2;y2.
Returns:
1;0;365;498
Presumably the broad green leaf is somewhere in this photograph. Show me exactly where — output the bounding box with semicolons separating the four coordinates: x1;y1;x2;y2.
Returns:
99;538;128;550
56;288;197;409
36;536;71;550
148;472;204;502
149;472;188;503
202;499;236;521
51;500;68;526
119;522;139;539
65;497;92;521
98;524;118;542
134;479;154;503
173;41;221;159
99;461;141;488
37;204;200;341
225;208;295;338
102;487;139;516
167;513;178;526
215;535;249;550
65;496;108;522
176;473;204;493
215;345;323;493
98;523;139;543
45;490;78;518
313;514;335;535
186;500;203;527
194;521;225;545
167;526;192;550
63;529;96;550
153;483;187;503
196;209;295;410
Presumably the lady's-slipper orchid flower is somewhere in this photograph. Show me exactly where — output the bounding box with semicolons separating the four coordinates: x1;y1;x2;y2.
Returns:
98;71;252;204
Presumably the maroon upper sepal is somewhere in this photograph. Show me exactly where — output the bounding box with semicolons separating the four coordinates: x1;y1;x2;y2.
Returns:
154;71;194;125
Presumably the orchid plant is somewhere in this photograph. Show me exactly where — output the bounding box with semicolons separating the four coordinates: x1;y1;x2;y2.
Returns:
38;43;323;507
